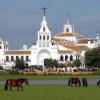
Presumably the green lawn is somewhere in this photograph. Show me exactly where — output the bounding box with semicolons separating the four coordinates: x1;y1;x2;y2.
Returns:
0;84;100;100
0;75;100;80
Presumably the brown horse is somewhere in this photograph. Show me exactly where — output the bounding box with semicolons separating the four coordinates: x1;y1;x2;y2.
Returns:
68;77;81;87
4;78;29;91
82;77;88;87
97;80;100;86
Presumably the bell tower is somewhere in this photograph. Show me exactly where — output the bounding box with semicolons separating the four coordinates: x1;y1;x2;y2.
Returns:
63;15;74;33
37;7;51;48
31;7;58;66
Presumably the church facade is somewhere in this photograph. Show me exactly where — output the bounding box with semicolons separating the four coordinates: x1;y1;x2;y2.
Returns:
0;14;100;70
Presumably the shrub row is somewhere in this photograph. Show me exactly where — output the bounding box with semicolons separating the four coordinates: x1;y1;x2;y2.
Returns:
0;71;96;76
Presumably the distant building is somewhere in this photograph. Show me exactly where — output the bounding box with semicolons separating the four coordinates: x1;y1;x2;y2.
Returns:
0;14;100;70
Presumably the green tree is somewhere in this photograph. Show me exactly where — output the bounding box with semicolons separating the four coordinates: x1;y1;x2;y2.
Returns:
85;46;100;68
15;58;26;70
44;58;59;68
52;59;59;68
59;63;66;68
73;60;81;67
66;62;74;67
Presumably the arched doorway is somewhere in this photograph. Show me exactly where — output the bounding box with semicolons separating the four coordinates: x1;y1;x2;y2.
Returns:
37;49;51;66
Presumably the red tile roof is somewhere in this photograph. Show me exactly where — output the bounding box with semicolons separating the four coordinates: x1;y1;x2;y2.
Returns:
55;32;83;38
58;50;73;54
5;50;31;55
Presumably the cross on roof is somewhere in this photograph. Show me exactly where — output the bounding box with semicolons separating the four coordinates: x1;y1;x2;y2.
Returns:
42;6;48;16
67;13;70;20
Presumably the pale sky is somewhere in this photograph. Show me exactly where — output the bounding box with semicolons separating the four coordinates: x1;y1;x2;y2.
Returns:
0;0;100;49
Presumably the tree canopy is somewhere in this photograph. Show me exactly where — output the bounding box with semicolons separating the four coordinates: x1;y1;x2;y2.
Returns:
66;60;81;67
44;58;59;68
85;46;100;68
15;58;26;70
73;60;81;67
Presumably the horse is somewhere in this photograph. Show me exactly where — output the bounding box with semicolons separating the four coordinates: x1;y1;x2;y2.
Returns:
97;80;100;86
68;77;81;87
81;77;88;87
4;78;29;91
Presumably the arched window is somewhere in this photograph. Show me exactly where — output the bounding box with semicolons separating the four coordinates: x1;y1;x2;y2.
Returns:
76;55;80;60
47;35;49;40
16;56;19;60
70;55;73;61
66;28;69;32
11;56;14;61
0;46;2;49
21;56;24;61
43;35;45;40
39;35;42;41
43;27;45;32
26;56;29;61
60;55;63;61
77;55;80;60
6;56;9;61
65;55;68;61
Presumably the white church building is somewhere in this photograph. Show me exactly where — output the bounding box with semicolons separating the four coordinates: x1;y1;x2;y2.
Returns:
0;13;100;70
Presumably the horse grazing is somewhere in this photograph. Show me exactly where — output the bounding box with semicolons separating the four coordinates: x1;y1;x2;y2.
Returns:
4;78;29;91
68;77;81;87
82;77;88;87
97;80;100;86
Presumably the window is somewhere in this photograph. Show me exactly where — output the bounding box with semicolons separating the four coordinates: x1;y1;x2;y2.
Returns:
66;28;69;32
43;35;45;40
21;56;24;61
77;55;80;60
76;55;80;60
11;56;14;61
0;46;2;49
6;56;9;61
70;55;73;61
65;55;68;61
47;35;49;40
39;35;42;41
16;56;19;60
43;27;45;32
26;56;29;61
60;55;63;61
4;46;7;50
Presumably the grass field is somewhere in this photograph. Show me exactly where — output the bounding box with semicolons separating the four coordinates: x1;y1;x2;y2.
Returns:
0;75;100;80
0;84;100;100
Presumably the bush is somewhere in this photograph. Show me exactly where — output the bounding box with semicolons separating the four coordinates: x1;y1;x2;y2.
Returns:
9;70;20;75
